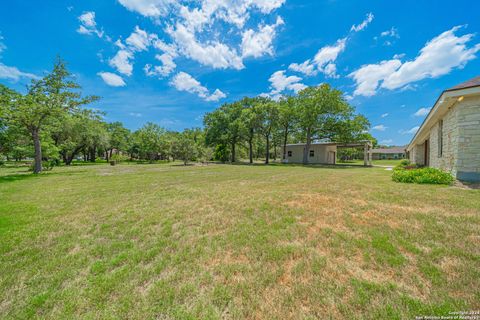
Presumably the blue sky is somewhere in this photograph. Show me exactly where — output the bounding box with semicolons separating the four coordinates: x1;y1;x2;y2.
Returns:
1;0;480;146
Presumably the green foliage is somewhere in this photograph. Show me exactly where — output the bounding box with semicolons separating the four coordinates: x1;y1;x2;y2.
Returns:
110;153;128;164
213;144;229;162
171;131;198;165
392;167;454;185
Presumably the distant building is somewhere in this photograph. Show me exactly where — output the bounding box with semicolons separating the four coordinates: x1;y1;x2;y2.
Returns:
406;76;480;182
370;147;406;160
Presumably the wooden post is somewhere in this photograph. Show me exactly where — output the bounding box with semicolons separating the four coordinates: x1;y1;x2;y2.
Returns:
368;142;373;166
364;143;368;167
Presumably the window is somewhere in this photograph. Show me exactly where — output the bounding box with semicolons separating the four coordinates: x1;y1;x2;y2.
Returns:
438;120;443;157
287;151;292;157
309;150;314;157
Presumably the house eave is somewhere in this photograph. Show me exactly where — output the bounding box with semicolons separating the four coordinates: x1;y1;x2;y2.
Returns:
407;86;480;151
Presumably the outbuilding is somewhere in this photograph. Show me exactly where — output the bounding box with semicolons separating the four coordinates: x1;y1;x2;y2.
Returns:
406;76;480;182
370;147;406;160
284;141;373;166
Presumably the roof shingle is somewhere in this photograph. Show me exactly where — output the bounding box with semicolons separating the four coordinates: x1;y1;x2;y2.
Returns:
446;76;480;91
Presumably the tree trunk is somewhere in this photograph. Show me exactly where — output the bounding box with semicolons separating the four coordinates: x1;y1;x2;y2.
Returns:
231;141;236;163
90;146;96;163
249;135;253;164
303;128;311;165
265;134;270;164
31;128;42;174
283;126;289;160
105;148;109;162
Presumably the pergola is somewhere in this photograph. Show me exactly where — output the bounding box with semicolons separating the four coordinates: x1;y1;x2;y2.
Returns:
336;140;373;166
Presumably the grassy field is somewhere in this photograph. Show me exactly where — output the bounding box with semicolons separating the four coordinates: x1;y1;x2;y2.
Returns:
339;159;404;166
1;163;479;319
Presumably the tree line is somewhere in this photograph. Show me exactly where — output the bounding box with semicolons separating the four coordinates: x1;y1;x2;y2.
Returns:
0;59;376;173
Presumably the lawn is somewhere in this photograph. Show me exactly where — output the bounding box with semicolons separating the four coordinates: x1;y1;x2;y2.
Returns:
338;159;404;166
1;163;479;319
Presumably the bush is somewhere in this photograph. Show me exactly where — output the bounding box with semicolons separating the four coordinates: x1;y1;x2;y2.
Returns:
0;159;4;166
110;153;128;165
28;160;56;172
392;167;454;185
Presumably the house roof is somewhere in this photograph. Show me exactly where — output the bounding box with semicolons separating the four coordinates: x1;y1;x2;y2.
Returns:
446;76;480;91
407;76;480;151
371;147;405;154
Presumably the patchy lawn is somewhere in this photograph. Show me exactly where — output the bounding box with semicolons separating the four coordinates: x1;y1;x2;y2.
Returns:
0;163;479;319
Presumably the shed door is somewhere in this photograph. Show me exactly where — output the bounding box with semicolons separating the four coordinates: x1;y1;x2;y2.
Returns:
328;151;336;164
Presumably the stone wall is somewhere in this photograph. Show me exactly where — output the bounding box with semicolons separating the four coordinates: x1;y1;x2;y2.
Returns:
428;105;459;174
455;96;480;182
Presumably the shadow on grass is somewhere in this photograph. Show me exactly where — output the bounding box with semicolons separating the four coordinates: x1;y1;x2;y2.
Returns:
228;161;371;169
0;170;89;184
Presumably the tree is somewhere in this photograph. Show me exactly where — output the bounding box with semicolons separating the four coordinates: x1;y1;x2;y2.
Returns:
256;97;278;164
50;110;107;165
0;58;98;173
134;122;167;161
240;97;261;164
204;102;244;163
172;132;198;165
296;85;351;164
277;95;298;160
107;122;131;160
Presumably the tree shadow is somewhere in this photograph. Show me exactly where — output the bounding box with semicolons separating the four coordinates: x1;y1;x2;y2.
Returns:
0;169;89;184
229;161;371;170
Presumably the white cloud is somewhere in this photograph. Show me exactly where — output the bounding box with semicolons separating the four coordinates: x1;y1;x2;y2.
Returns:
381;113;389;118
144;54;177;78
265;70;307;99
372;124;387;131
109;49;134;76
77;11;104;38
349;59;402;96
170;71;226;101
129;112;142;117
0;36;38;81
113;0;285;74
206;88;227;102
0;63;39;81
169;23;244;70
108;26;159;76
382;26;480;90
400;126;420;135
126;26;155;52
288;38;346;78
350;12;374;32
351;26;480;96
380;139;393;145
288;60;316;76
380;27;399;38
97;72;126;87
241;16;284;58
413;107;431;117
288;13;371;78
117;0;174;17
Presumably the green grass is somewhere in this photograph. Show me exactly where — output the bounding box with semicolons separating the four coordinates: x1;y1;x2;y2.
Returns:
339;159;404;166
1;163;479;319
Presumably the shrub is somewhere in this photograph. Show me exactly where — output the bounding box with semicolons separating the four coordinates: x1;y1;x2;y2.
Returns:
0;159;4;166
392;167;454;185
28;160;56;172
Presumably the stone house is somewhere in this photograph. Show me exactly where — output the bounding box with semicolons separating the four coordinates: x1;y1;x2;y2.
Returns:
406;76;480;182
